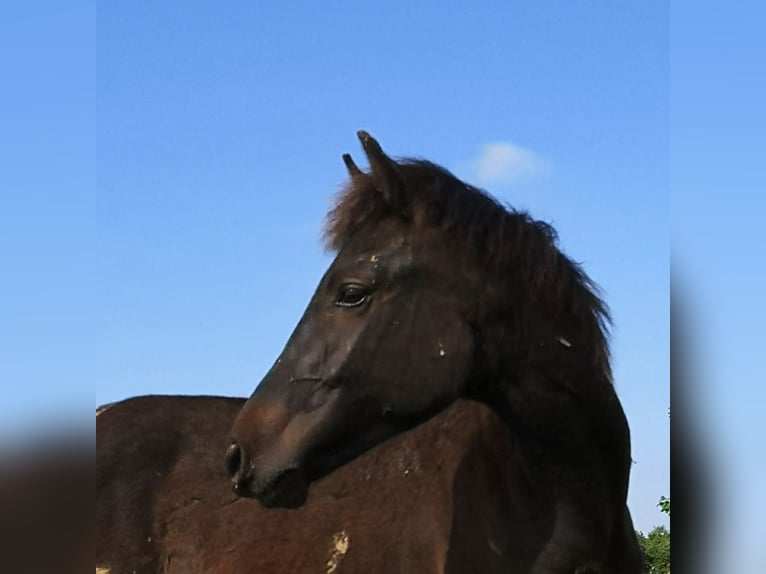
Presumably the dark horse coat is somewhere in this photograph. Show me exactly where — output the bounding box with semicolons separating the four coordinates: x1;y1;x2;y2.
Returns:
97;395;596;573
98;132;643;573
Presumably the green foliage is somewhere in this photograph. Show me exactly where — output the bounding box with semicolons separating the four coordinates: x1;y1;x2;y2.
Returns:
658;496;670;515
636;526;670;574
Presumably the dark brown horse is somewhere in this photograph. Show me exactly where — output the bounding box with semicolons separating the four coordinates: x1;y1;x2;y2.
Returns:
225;132;641;572
97;132;642;573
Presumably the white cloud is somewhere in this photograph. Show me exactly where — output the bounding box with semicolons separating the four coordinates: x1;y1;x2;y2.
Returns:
471;142;551;186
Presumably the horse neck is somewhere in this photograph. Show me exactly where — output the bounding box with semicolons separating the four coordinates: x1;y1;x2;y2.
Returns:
475;319;633;510
465;345;633;571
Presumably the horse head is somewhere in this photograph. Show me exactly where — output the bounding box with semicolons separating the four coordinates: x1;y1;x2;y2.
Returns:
227;133;486;506
227;132;618;511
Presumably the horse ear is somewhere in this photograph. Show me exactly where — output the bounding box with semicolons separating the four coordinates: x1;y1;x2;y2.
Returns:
342;153;363;177
357;131;404;206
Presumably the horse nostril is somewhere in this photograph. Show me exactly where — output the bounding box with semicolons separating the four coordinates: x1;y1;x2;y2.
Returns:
225;442;243;480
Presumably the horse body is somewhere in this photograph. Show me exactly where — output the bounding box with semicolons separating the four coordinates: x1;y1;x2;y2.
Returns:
98;395;578;574
97;393;640;574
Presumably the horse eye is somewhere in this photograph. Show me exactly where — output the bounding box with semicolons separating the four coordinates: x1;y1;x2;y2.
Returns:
335;284;369;308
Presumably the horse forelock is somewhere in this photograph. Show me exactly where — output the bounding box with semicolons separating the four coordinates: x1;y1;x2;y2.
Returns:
324;158;612;380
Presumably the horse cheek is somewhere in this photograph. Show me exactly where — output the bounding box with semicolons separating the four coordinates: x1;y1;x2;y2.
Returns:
415;312;474;407
381;306;474;415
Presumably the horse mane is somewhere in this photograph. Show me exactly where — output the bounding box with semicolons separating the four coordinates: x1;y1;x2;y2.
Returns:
324;159;612;380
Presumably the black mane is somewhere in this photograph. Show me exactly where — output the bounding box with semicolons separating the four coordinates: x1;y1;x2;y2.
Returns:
325;159;612;379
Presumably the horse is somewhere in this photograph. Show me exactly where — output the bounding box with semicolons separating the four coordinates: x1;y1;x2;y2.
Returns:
96;132;642;573
225;132;642;572
97;395;550;573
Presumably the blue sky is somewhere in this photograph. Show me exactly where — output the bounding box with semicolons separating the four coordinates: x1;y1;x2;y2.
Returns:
1;2;94;436
4;0;674;541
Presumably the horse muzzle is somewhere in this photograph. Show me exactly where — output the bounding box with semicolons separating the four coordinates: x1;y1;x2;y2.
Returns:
225;441;309;508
